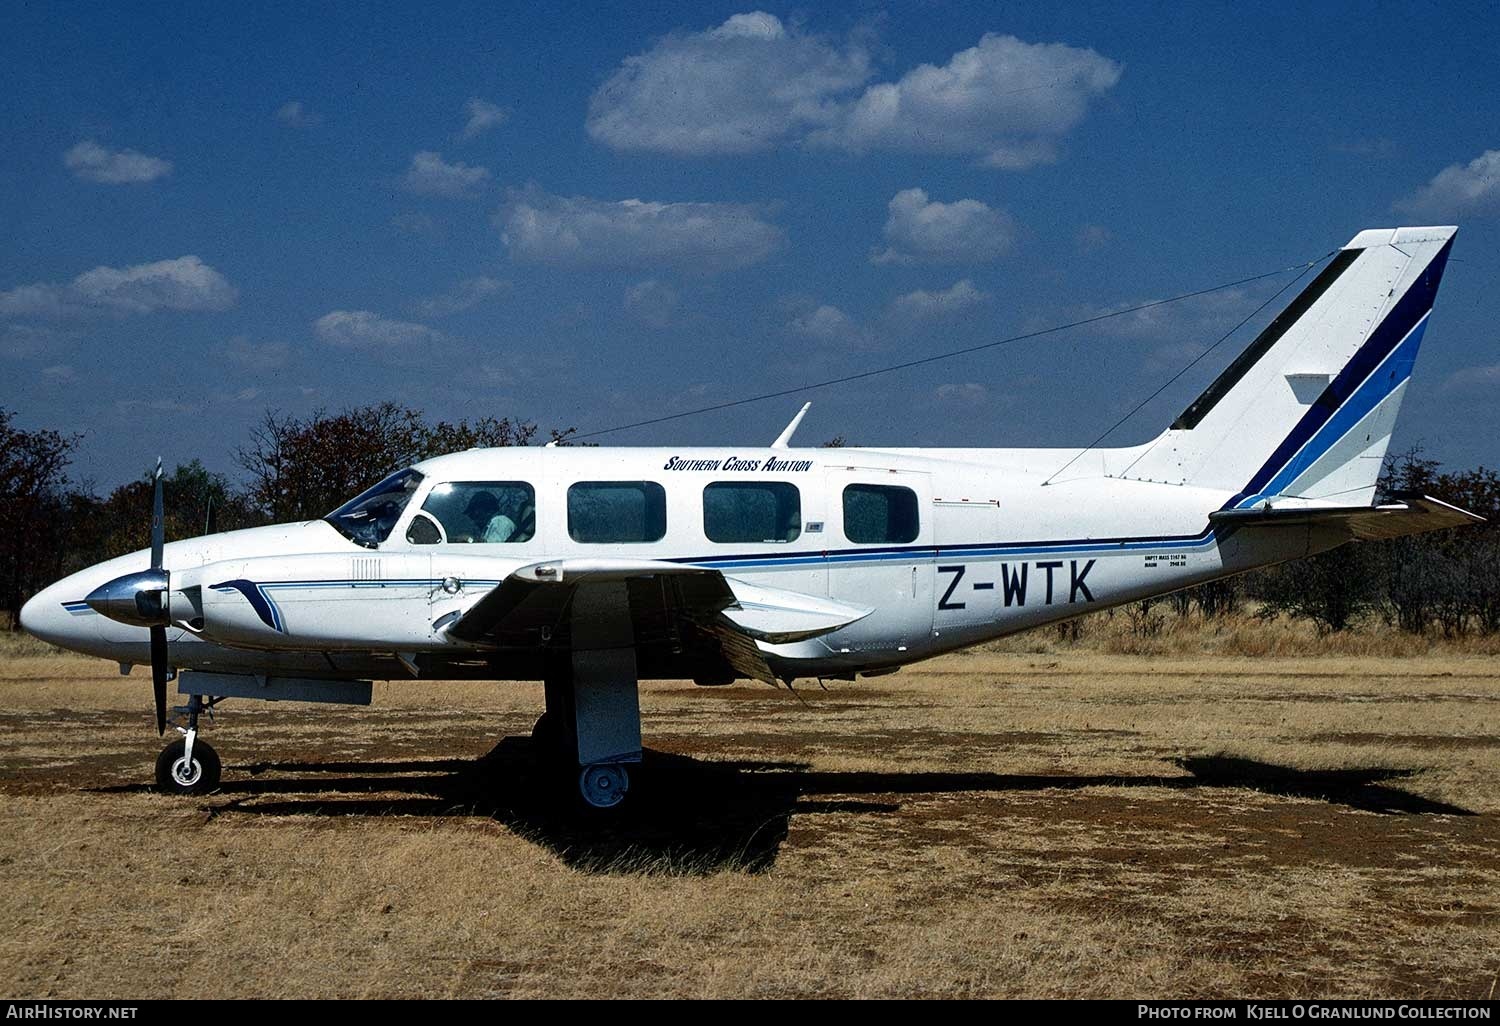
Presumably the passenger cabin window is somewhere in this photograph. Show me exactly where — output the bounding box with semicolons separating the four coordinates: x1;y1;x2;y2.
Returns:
703;482;801;543
410;481;536;544
842;484;919;544
568;481;666;543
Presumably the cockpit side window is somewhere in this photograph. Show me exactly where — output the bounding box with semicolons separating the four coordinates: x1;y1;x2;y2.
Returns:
405;512;443;545
324;469;424;548
418;482;536;543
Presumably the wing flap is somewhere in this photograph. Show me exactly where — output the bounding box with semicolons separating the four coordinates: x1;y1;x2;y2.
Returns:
720;578;872;643
1209;494;1483;542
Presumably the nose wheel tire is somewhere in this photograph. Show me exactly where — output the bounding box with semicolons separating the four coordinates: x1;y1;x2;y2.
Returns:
578;762;630;811
154;738;221;795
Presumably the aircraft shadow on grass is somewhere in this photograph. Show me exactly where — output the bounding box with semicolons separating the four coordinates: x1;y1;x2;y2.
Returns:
97;743;1475;875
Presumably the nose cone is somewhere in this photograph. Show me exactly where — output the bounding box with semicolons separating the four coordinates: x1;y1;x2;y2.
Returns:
18;579;81;649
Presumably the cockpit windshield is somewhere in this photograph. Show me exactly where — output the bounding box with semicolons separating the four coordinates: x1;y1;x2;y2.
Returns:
324;468;424;548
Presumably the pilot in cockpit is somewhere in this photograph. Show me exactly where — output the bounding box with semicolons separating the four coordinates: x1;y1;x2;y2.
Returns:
464;491;518;543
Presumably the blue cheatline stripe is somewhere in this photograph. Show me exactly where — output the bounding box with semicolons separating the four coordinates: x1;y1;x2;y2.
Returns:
1237;313;1429;508
61;601;93;615
673;526;1219;571
1228;238;1453;509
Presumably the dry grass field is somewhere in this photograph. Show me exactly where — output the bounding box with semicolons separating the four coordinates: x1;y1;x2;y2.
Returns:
1;622;1497;999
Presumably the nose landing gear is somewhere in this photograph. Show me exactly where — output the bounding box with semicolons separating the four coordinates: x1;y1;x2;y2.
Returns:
154;693;222;796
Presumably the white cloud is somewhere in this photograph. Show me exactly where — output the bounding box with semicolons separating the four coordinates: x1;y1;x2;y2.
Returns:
889;279;990;319
314;311;442;350
624;279;680;328
816;34;1120;168
497;188;783;272
72;256;237;313
275;100;320;127
41;364;75;382
413;276;509;317
586;12;871;156
63;140;172;184
786;301;879;349
0;256;237;318
790;303;859;343
1397;149;1500;218
871;188;1015;265
588;17;1120;167
402;151;490;197
224;335;291;371
0;284;69;319
935;382;988;404
462;98;508;138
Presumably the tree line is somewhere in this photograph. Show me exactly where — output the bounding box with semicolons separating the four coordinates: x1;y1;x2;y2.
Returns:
1;405;1494;637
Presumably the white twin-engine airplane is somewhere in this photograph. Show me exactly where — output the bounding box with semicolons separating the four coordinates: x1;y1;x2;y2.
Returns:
20;226;1483;811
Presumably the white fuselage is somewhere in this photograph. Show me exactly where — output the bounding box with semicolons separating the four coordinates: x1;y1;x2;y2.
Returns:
22;443;1335;683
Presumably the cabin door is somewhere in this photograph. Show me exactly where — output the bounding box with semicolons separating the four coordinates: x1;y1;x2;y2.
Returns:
822;466;934;657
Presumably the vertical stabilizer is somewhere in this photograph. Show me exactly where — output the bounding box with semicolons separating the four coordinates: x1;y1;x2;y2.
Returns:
1122;226;1456;508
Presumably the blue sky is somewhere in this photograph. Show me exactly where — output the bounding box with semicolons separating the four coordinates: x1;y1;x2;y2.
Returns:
3;1;1498;491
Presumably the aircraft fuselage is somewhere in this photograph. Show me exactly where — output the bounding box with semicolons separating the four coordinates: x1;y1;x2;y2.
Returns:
22;443;1334;683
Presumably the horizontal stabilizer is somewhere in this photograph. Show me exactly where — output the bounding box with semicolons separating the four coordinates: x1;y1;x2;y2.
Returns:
1209;494;1483;542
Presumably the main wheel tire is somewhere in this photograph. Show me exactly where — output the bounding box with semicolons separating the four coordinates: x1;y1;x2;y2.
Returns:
577;762;630;811
154;738;222;796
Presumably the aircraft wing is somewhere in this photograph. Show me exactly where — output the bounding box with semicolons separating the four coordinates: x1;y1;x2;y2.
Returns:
1208;494;1483;542
444;558;871;684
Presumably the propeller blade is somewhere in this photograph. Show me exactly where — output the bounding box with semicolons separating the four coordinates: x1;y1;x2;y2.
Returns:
150;458;165;570
150;624;168;735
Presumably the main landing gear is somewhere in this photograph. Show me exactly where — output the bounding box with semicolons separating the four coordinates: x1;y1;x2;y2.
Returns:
534;580;644;814
154;692;222;796
531;710;635;812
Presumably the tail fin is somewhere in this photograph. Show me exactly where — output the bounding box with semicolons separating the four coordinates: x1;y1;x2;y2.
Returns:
1123;226;1456;508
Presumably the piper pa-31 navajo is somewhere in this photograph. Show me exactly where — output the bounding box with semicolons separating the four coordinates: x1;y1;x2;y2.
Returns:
20;226;1483;811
